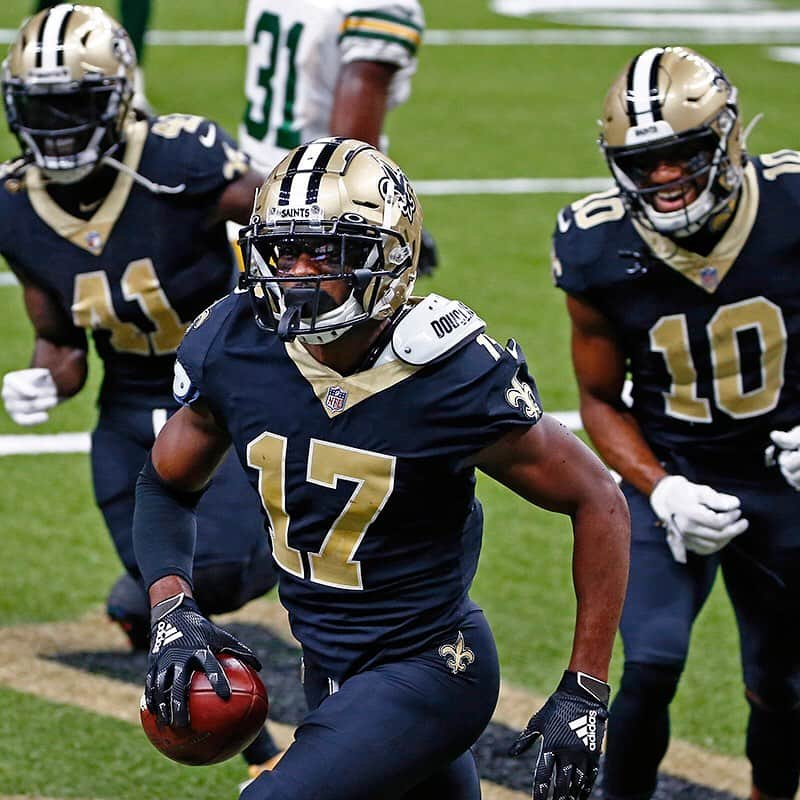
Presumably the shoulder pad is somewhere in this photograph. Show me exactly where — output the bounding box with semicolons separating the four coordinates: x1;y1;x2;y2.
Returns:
149;114;209;141
757;151;800;200
187;292;233;332
392;294;485;366
552;187;636;294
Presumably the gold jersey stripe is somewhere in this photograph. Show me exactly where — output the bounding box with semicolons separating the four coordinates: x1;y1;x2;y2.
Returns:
339;16;422;51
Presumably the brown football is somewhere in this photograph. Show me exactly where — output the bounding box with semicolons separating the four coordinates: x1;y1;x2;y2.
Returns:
140;654;268;766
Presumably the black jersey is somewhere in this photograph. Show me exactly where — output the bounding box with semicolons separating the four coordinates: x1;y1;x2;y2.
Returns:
175;291;543;680
0;114;250;407
553;153;800;469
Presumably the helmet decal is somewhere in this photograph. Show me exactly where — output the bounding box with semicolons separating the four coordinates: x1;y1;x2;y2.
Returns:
239;138;422;345
2;4;137;183
378;161;416;222
600;46;745;237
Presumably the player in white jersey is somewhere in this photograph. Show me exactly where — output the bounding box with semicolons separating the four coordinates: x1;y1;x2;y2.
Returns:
238;0;437;273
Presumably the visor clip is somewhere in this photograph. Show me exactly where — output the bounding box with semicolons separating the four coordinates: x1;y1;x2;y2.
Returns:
351;268;373;290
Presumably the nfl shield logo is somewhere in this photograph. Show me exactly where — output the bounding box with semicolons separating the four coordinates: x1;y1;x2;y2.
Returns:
324;385;348;414
86;231;103;253
700;266;718;291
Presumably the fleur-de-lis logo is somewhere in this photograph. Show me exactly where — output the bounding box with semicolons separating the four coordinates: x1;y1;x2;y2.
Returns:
378;161;417;222
223;141;249;180
438;631;475;675
505;369;541;419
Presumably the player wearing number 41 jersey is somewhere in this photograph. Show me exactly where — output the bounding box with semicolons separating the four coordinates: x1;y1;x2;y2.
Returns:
0;4;283;772
552;46;800;800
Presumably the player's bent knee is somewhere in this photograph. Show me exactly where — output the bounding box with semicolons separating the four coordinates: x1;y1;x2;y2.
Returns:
618;661;682;706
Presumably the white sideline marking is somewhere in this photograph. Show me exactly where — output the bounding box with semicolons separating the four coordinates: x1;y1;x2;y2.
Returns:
0;412;581;455
493;0;765;11
0;175;608;293
0;432;90;456
561;11;800;29
415;177;611;195
2;27;800;46
770;46;800;63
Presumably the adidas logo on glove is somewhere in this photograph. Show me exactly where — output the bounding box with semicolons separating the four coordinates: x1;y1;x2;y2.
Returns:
568;710;598;751
151;621;183;654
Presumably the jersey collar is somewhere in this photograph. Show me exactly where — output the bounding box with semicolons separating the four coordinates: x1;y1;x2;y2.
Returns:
25;119;148;256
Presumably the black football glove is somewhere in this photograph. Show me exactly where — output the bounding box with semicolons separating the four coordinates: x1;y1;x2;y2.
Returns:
417;227;439;276
144;592;262;728
509;670;610;800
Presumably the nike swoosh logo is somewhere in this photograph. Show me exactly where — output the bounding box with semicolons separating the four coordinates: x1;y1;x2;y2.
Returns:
79;199;103;214
557;209;572;233
199;124;216;148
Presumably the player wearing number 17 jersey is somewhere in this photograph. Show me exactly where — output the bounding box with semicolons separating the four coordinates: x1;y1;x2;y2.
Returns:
552;46;800;800
0;9;282;770
134;138;630;800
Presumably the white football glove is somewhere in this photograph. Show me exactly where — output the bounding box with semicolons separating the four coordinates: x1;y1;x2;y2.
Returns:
766;427;800;491
2;368;59;426
649;475;749;563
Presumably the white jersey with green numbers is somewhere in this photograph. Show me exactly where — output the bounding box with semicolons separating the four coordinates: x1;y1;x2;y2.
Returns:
239;0;424;173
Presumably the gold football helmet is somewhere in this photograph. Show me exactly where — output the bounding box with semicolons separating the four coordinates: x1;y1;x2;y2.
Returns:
239;137;423;344
2;4;136;183
600;46;744;236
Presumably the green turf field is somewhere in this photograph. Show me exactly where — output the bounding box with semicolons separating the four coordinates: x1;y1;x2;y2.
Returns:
1;1;798;796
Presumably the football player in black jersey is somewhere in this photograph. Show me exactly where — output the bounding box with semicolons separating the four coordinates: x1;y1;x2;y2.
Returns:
0;4;282;773
133;137;630;800
552;46;800;800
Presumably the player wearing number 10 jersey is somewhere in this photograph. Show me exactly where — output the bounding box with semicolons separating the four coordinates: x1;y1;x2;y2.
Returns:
552;46;800;800
0;2;280;722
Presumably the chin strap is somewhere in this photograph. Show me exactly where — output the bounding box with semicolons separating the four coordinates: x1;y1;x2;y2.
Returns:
101;154;186;195
742;112;764;149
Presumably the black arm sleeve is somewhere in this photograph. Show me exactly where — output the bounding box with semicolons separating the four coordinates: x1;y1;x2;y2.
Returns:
132;454;209;590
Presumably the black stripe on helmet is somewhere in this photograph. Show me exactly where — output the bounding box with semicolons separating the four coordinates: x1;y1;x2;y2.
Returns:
277;144;309;206
305;140;340;205
648;50;663;122
625;53;640;126
34;9;51;68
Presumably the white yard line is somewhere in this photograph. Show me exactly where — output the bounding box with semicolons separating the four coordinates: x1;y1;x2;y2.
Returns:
0;432;91;456
492;0;767;11
770;45;800;63
557;11;800;29
0;174;609;293
415;177;611;195
1;26;800;46
0;413;581;455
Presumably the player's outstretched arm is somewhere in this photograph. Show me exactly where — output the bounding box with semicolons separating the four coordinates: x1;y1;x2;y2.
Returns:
133;402;258;728
473;415;629;800
329;61;398;148
2;281;87;425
